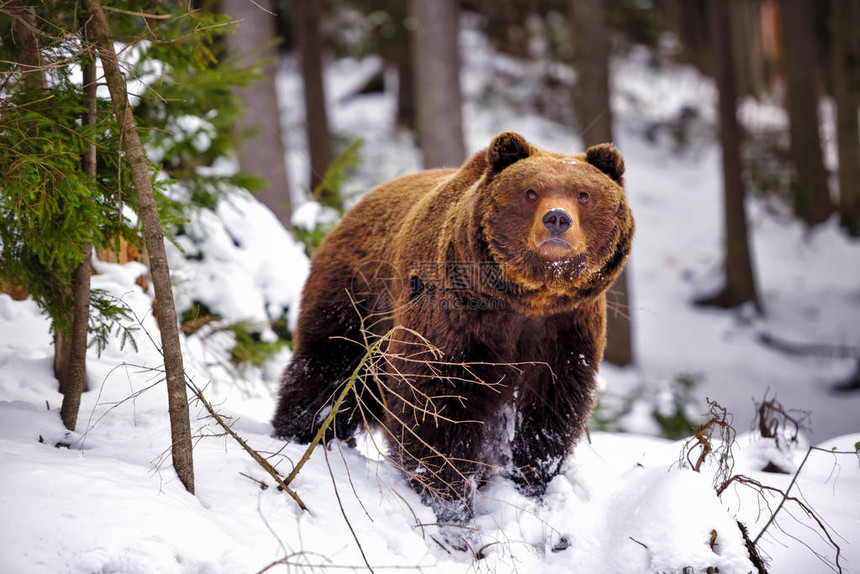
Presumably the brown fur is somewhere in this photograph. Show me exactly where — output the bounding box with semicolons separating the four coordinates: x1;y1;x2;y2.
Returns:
273;132;634;517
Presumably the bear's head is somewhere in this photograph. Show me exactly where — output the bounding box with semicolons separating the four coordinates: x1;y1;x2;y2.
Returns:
481;131;633;308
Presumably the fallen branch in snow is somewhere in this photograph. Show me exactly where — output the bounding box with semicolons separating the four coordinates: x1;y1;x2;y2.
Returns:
682;399;766;572
717;446;859;574
757;332;860;360
239;472;269;490
735;520;767;574
753;392;810;473
282;336;385;486
186;380;309;512
682;399;736;488
684;396;856;574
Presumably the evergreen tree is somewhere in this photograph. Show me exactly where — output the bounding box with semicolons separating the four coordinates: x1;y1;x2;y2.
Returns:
0;1;261;448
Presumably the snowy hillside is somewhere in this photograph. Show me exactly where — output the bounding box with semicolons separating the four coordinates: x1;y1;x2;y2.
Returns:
2;19;860;574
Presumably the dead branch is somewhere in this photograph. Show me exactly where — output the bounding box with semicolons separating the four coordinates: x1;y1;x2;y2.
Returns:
681;399;735;488
186;380;309;512
736;520;768;574
283;337;385;486
753;392;810;451
239;472;268;490
717;446;859;573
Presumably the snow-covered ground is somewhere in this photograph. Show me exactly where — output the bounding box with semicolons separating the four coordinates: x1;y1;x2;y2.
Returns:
2;20;860;574
1;285;858;573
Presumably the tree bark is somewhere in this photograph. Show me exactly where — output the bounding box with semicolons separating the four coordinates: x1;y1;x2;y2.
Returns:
59;53;96;431
8;2;46;91
697;0;761;312
222;0;292;227
393;11;417;131
294;0;335;203
833;0;860;236
412;0;466;168
84;0;195;494
662;0;713;75
571;0;634;366
778;0;834;225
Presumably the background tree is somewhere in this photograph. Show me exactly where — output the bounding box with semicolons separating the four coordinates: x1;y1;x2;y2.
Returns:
476;0;531;59
222;0;293;226
294;0;336;202
412;0;465;168
697;0;761;312
374;0;417;130
778;0;834;226
571;0;634;367
832;0;860;236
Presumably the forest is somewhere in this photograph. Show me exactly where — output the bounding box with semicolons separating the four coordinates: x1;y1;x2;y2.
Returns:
1;0;859;573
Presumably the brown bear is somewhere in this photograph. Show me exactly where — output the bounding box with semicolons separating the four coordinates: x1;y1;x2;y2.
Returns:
273;131;633;517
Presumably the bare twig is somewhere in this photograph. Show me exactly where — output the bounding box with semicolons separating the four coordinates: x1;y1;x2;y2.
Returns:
681;399;735;488
187;380;309;512
323;447;375;573
239;472;268;490
283;336;385;486
101;5;173;19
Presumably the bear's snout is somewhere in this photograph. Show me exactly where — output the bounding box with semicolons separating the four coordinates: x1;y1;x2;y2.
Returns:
542;209;572;235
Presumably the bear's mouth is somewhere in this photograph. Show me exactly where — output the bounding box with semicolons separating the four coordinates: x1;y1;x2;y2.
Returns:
539;237;570;248
536;237;578;260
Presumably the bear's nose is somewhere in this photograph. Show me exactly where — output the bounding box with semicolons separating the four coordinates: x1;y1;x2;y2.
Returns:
542;209;572;235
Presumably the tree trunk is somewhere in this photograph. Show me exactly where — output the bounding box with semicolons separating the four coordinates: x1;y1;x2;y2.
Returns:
412;0;466;168
222;0;292;227
662;0;713;75
59;54;96;431
697;0;761;312
394;18;417;130
778;0;834;225
833;0;860;236
477;0;530;59
729;0;769;97
571;0;634;367
572;0;612;144
294;0;336;204
8;2;46;91
84;0;195;494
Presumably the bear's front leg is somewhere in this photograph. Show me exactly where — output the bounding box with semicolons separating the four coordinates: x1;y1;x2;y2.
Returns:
507;405;574;495
385;382;490;522
506;376;593;496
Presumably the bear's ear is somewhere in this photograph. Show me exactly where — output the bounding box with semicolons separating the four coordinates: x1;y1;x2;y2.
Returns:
586;143;625;184
487;131;531;173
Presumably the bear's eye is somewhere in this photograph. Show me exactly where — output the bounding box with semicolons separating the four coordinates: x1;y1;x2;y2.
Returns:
577;192;590;205
525;189;538;202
